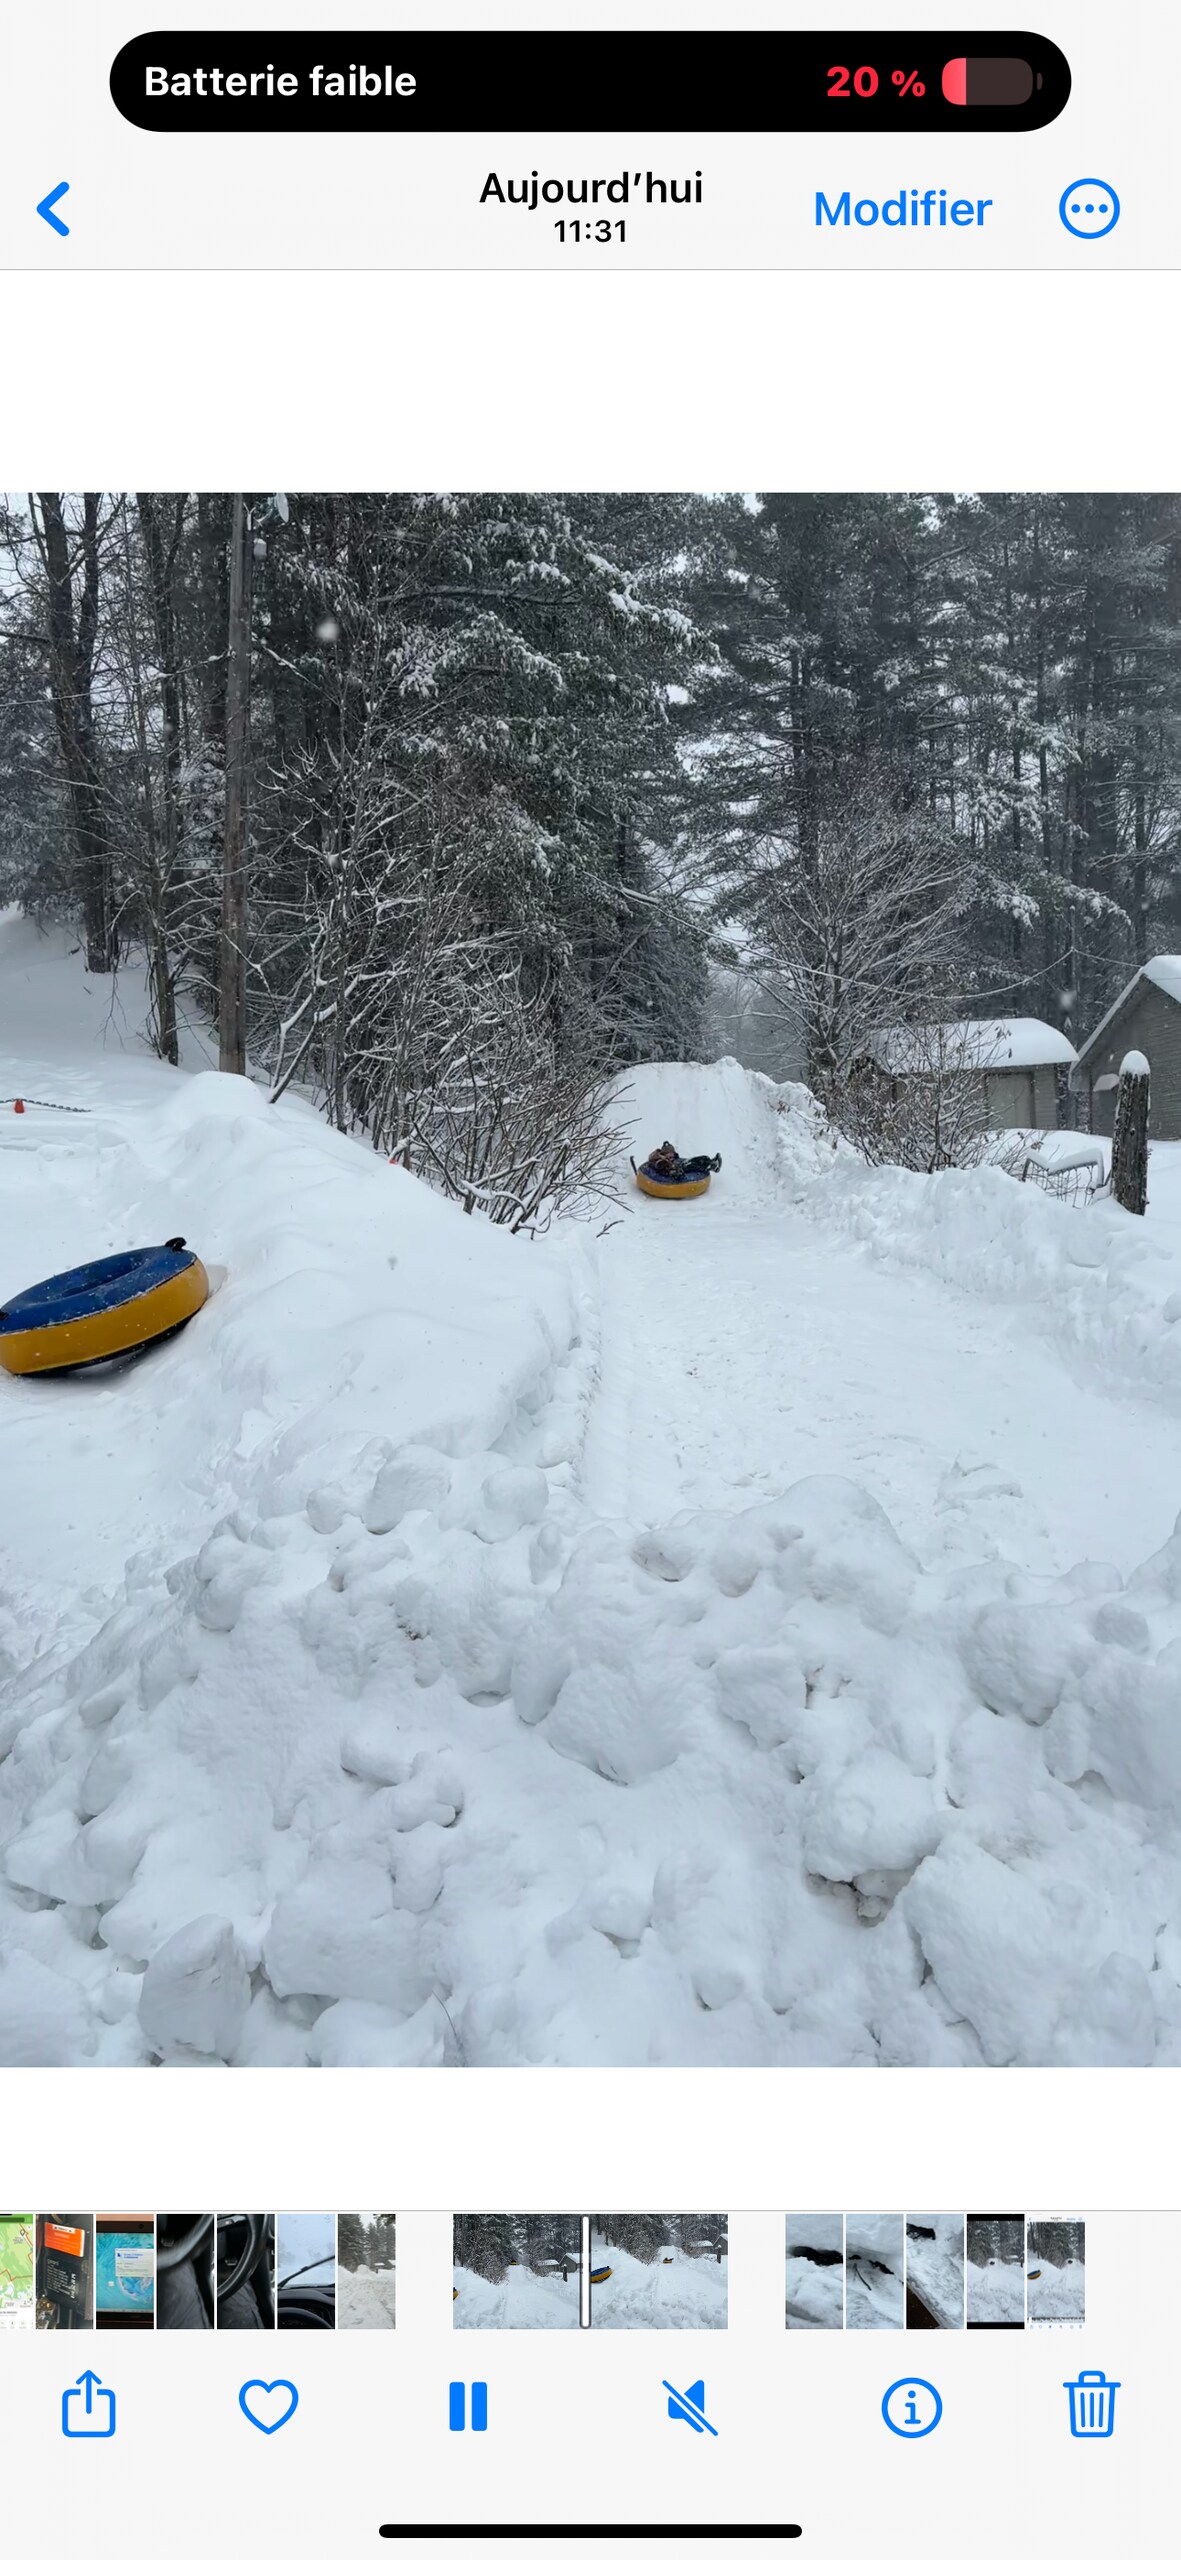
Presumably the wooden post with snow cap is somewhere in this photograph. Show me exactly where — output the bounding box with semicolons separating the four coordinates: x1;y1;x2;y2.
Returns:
1111;1050;1150;1215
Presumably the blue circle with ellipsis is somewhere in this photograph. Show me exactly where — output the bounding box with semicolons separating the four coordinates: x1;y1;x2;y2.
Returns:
882;2376;943;2438
1059;180;1120;240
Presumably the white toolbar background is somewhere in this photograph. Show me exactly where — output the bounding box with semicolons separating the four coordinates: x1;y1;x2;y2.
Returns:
0;0;1171;269
0;2213;1165;2560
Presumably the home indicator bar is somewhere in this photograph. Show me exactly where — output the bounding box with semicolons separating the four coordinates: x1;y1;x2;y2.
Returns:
378;2530;804;2544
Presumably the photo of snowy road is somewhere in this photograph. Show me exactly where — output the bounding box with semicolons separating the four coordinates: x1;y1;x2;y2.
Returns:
5;918;1181;2066
453;2217;580;2328
588;2217;727;2328
451;2215;726;2327
338;2283;397;2344
5;490;1181;2070
338;2264;398;2329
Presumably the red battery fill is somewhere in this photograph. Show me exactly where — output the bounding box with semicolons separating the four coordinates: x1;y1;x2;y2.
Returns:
942;57;1035;107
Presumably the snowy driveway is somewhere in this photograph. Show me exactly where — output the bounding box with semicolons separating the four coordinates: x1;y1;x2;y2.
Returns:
583;1185;1181;1580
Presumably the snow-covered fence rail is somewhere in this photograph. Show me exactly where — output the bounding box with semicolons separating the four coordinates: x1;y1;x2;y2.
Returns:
1016;1143;1110;1208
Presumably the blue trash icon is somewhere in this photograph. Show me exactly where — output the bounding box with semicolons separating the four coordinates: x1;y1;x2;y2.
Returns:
1064;2370;1119;2438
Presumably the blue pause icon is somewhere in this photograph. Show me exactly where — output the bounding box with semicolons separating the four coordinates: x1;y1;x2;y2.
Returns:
449;2382;488;2432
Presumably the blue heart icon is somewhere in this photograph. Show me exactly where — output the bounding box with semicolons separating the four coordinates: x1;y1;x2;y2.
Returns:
239;2378;299;2434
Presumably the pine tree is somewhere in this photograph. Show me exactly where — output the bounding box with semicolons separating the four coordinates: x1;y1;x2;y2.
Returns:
337;2213;364;2272
453;2215;517;2283
7;488;1181;1156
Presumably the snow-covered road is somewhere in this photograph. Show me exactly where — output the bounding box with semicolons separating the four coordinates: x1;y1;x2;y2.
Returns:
338;2267;398;2329
584;1188;1181;1580
454;2262;581;2329
586;2235;727;2329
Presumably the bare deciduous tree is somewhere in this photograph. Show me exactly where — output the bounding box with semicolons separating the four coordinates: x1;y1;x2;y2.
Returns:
718;767;963;1092
410;962;624;1232
835;1017;1001;1172
256;650;624;1231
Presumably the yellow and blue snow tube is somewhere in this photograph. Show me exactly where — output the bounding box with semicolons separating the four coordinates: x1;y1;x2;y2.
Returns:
0;1238;209;1377
635;1168;712;1200
590;2265;612;2285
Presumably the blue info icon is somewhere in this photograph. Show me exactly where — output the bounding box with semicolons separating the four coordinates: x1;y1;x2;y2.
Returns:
882;2377;943;2438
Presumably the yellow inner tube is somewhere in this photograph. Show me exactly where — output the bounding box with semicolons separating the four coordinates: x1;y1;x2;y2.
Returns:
635;1169;711;1200
0;1257;210;1376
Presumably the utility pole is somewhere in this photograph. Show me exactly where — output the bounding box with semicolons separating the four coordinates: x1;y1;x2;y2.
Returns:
219;492;253;1073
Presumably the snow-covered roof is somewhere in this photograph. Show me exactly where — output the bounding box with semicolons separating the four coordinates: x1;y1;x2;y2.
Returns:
867;1017;1077;1073
1076;956;1181;1065
1144;956;1181;1004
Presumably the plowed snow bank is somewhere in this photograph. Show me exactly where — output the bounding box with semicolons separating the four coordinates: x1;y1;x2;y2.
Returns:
4;931;1181;2067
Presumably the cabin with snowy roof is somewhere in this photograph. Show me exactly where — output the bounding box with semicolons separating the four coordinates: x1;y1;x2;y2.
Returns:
863;1017;1077;1131
1074;958;1181;1138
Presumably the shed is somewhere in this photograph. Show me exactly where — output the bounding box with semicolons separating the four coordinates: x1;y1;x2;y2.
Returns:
865;1017;1076;1131
1074;959;1181;1138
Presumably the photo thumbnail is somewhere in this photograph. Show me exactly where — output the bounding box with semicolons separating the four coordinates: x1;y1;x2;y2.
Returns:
966;2216;1025;2329
587;2216;727;2328
277;2212;336;2329
215;2215;274;2329
785;2214;844;2330
844;2215;904;2331
905;2215;965;2329
94;2214;155;2328
1027;2218;1085;2327
156;2214;216;2329
453;2218;582;2329
0;2214;36;2330
36;2217;94;2330
337;2214;396;2329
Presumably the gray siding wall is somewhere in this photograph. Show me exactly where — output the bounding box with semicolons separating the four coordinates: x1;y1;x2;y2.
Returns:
982;1063;1058;1129
1083;983;1181;1139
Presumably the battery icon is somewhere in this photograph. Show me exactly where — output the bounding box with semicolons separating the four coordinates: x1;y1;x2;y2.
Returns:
942;57;1036;106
